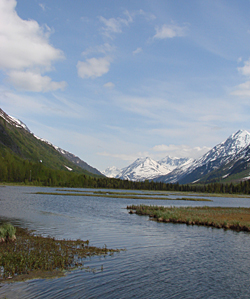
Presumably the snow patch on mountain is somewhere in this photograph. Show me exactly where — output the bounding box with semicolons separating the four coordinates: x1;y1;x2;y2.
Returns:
64;165;73;171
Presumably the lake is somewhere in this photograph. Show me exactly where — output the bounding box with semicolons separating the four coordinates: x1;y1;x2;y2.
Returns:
1;186;250;298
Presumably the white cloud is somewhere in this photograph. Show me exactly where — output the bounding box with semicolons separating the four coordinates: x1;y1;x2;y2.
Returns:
81;43;115;56
104;82;115;88
232;58;250;96
99;11;133;38
231;81;250;97
153;24;187;39
39;3;46;11
138;9;156;21
77;57;111;79
133;47;142;55
0;0;65;92
98;151;138;162
238;58;250;76
8;70;67;92
99;16;122;34
152;144;210;159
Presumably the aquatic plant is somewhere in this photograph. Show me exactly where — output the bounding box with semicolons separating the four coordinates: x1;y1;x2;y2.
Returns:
0;223;16;242
0;226;122;281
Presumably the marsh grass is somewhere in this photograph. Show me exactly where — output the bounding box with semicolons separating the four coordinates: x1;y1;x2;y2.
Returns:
127;205;250;232
36;192;211;201
0;226;121;282
56;189;169;196
0;223;16;242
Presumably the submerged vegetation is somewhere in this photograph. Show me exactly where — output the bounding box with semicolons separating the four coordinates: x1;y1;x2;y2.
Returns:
0;225;121;282
127;205;250;232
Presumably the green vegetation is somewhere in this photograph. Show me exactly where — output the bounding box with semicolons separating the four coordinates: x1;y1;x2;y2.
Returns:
0;223;16;242
0;225;121;282
35;191;211;201
127;205;250;232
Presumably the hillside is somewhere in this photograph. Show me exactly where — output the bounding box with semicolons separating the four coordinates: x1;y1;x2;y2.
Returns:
0;108;102;177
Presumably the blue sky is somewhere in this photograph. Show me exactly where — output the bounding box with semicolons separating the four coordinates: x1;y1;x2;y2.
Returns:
1;0;250;171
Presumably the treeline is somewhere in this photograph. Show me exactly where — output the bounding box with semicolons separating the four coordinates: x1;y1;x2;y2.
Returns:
1;151;250;195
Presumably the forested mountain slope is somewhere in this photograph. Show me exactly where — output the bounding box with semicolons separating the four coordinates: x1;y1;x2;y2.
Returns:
0;108;102;177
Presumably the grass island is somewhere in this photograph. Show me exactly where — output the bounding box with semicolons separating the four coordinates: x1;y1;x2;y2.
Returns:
127;205;250;232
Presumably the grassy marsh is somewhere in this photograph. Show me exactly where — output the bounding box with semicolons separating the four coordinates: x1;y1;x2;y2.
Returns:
35;191;211;201
0;226;121;282
56;189;170;196
127;205;250;232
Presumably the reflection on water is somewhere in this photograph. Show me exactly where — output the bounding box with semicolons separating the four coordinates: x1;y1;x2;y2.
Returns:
1;186;250;298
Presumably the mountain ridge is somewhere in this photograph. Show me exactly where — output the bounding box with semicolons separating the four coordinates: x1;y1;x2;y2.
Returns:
0;108;103;176
154;129;250;184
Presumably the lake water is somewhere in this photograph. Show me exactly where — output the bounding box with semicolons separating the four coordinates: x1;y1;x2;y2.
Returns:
1;186;250;298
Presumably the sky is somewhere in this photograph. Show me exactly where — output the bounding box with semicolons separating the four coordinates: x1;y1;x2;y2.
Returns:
1;0;250;172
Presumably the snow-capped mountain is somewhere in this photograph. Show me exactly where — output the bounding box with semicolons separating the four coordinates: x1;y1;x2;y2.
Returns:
116;157;170;181
102;166;121;178
103;156;189;181
0;108;31;132
201;139;250;183
155;130;250;184
158;156;190;172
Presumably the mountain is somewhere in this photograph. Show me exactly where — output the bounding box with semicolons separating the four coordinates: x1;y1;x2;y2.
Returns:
106;156;189;181
158;156;190;172
34;135;102;176
197;141;250;183
102;166;121;178
116;157;169;181
55;148;103;176
0;108;102;176
155;130;250;184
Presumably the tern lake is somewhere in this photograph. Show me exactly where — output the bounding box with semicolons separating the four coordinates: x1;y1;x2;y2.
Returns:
1;186;250;298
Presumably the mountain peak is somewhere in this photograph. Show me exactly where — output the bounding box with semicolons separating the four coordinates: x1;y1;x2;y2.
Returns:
230;129;250;143
221;129;250;155
0;108;30;133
